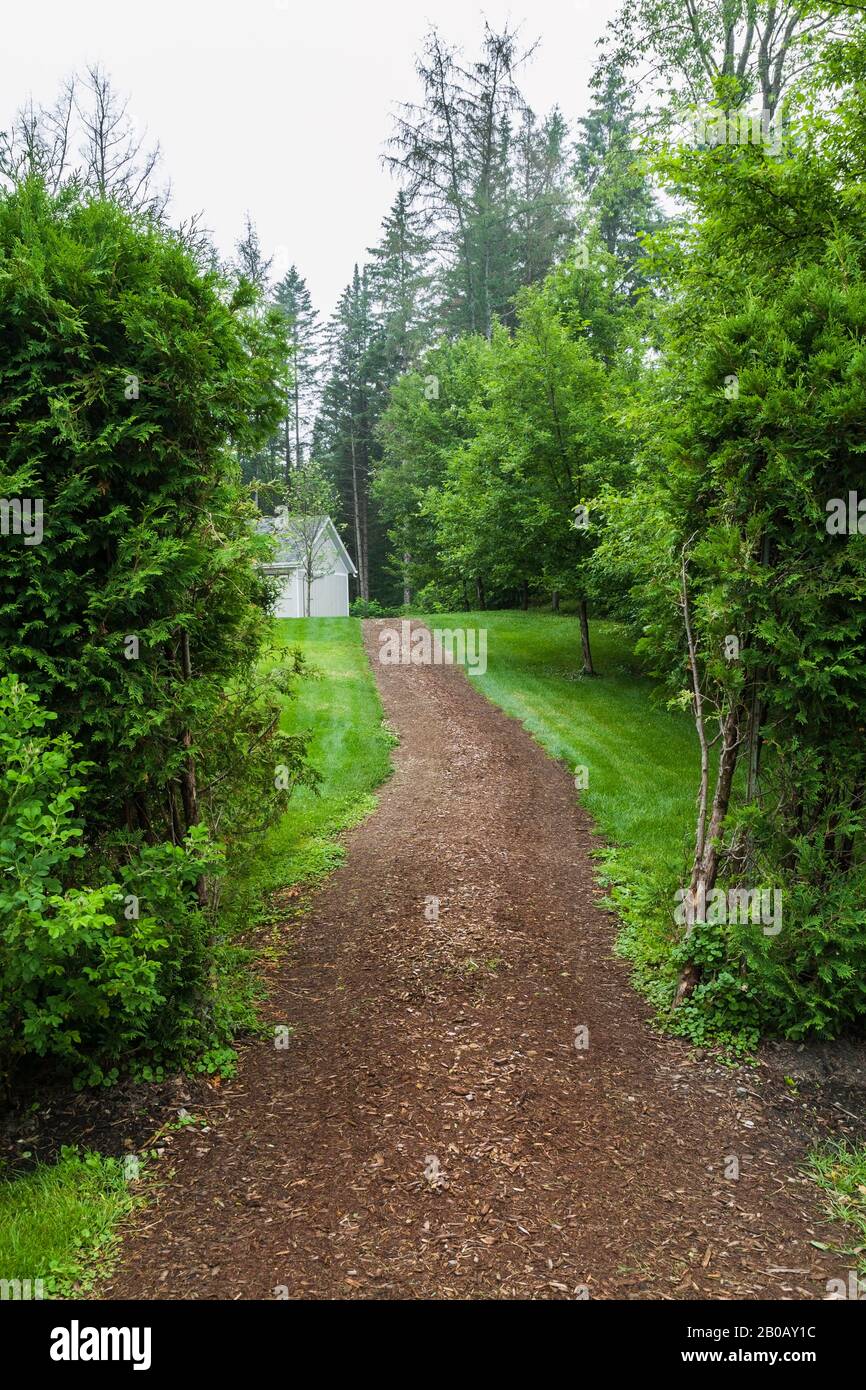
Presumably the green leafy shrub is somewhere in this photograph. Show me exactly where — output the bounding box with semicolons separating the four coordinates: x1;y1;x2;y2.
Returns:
197;646;320;863
0;177;290;845
0;677;223;1087
0;181;320;1085
349;597;402;618
729;822;866;1042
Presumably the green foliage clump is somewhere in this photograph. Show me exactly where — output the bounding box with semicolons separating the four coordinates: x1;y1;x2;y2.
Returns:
349;597;402;618
586;29;866;1042
0;181;316;1087
730;831;866;1042
0;179;288;835
0;678;223;1087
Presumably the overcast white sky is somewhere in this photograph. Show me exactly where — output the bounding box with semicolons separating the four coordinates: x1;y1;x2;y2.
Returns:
1;0;622;319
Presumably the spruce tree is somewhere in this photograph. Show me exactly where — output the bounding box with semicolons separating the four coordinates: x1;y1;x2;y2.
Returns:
273;265;322;475
366;191;433;377
573;67;662;297
315;266;382;599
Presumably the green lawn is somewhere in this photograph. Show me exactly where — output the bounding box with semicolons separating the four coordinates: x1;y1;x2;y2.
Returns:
0;1149;137;1297
271;616;394;878
223;617;394;922
808;1142;866;1278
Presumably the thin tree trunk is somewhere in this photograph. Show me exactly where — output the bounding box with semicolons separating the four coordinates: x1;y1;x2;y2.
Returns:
521;578;529;611
699;715;740;893
476;575;486;610
432;41;477;334
675;708;741;1006
134;793;157;845
746;688;764;801
168;781;182;846
551;589;560;613
349;429;366;600
360;487;369;600
578;598;594;675
293;325;301;469
403;553;412;608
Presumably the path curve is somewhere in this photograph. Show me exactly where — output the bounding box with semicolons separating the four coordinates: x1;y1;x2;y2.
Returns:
106;621;838;1300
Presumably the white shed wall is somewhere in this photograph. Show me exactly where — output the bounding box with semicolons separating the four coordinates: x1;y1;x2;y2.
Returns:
309;571;349;617
271;568;350;618
271;572;297;618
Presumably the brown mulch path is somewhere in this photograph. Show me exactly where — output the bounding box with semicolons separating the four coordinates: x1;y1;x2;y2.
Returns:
104;620;847;1301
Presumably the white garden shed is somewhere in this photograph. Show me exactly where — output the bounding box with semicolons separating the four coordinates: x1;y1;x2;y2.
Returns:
257;514;357;618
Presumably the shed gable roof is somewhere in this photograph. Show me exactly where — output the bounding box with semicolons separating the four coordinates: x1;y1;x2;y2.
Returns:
256;514;358;576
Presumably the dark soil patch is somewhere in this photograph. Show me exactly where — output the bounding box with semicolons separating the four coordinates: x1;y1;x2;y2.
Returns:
757;1039;866;1148
0;1073;217;1177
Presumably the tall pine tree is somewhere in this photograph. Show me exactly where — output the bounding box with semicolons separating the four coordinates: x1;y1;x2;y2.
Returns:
273;265;322;476
315;266;382;599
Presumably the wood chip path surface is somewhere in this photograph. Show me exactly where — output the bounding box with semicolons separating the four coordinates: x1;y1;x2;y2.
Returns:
106;621;840;1300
